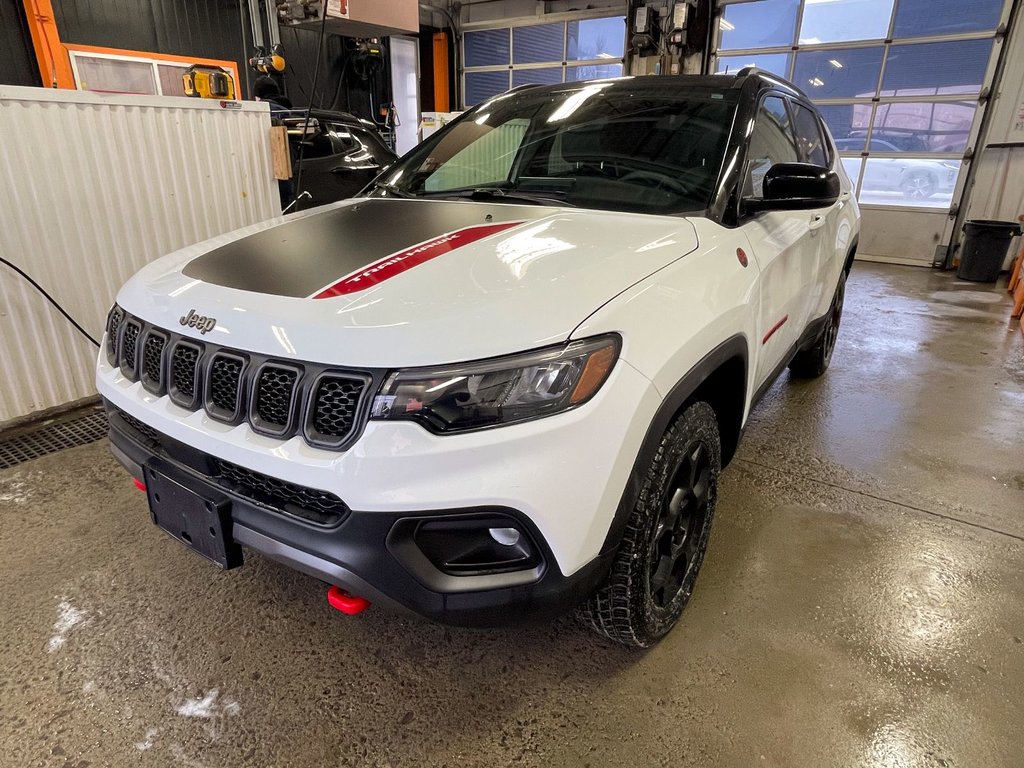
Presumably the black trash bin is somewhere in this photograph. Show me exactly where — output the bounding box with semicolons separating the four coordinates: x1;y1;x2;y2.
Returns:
957;220;1022;282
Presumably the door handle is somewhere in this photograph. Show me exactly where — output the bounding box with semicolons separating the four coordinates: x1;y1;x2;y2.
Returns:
809;213;828;232
839;192;851;202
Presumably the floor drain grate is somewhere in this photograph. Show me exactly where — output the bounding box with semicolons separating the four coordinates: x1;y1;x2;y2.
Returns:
0;410;109;470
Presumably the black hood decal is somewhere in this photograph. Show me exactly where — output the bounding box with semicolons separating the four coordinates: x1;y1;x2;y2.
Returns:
181;199;546;298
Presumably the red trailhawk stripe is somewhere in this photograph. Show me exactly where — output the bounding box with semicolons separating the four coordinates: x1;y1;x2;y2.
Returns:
311;221;523;299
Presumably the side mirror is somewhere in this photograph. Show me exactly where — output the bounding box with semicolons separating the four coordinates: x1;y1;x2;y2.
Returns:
744;162;840;213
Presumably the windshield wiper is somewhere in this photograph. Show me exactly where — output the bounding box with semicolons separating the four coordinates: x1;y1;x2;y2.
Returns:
370;180;417;199
420;187;575;207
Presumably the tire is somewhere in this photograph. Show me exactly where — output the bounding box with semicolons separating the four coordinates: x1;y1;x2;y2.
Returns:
900;170;937;200
789;270;846;379
579;401;720;648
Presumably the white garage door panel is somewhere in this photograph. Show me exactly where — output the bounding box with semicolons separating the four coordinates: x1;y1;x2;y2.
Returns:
858;208;947;266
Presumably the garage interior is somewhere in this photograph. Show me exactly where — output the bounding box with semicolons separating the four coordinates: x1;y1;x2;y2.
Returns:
1;0;1023;766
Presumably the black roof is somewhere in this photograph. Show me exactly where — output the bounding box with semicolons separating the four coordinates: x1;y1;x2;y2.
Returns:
504;68;808;103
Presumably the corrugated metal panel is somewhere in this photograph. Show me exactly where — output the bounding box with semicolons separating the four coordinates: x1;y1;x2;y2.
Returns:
0;86;280;425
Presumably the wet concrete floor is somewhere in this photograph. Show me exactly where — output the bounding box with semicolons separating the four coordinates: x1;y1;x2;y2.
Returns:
1;262;1022;767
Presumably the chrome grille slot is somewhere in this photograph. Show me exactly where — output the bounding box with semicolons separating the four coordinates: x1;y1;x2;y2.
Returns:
169;341;201;408
252;364;300;435
140;331;167;394
305;373;368;448
105;305;124;364
120;320;142;380
206;352;246;422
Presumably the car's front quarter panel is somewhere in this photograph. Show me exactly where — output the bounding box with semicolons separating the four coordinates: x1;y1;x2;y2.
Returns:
572;218;761;422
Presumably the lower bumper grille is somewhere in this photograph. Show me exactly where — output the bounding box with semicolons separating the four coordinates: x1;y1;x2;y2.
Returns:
110;407;348;527
213;459;348;527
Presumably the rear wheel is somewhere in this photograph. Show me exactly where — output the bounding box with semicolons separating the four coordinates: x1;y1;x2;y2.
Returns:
789;270;846;378
580;401;720;648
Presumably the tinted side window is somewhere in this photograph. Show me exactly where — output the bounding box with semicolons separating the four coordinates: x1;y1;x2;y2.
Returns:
325;123;359;152
744;96;800;198
792;104;829;166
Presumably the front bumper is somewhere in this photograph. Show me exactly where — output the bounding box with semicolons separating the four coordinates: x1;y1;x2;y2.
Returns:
98;341;660;626
107;409;614;626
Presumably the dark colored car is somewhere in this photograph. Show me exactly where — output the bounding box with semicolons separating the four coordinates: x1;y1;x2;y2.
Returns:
281;110;397;206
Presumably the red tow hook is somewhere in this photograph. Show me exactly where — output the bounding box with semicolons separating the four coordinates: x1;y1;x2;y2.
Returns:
132;477;147;492
327;585;371;615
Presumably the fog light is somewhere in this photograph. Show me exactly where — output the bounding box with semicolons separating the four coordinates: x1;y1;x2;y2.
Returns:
489;527;521;546
392;515;542;576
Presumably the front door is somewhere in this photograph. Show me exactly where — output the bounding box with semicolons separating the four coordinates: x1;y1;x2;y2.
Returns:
740;95;818;388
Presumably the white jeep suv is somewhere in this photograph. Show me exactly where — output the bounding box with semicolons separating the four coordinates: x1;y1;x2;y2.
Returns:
98;70;859;647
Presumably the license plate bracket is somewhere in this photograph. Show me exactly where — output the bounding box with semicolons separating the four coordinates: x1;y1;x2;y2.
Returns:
144;465;243;569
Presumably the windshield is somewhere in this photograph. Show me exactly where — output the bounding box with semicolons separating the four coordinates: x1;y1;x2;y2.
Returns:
373;81;737;215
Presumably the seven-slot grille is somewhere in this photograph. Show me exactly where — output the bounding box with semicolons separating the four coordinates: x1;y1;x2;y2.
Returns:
105;307;371;450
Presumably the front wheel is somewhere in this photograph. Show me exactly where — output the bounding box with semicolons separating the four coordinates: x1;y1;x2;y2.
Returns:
789;270;846;378
579;401;720;648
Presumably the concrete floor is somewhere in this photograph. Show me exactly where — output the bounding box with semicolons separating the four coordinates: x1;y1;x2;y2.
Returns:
1;262;1022;768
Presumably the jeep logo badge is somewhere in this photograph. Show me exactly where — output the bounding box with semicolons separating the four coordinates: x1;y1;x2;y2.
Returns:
179;309;217;335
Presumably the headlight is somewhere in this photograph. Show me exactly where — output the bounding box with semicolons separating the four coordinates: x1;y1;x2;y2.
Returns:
370;335;620;433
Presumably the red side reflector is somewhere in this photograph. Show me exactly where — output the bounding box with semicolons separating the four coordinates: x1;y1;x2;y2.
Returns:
327;585;371;615
132;478;147;492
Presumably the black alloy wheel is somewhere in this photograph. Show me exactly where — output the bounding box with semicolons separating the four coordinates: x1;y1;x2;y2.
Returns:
648;441;712;611
789;270;847;379
580;401;720;647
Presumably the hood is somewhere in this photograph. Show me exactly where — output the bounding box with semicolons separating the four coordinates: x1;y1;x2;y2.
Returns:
117;199;699;367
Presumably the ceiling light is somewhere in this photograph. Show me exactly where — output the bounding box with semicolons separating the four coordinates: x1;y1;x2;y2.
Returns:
809;77;824;87
719;18;735;31
829;59;844;69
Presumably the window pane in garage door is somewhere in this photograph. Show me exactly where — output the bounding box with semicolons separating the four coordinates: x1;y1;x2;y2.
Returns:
464;29;510;67
465;71;509;106
881;40;993;96
892;0;1003;38
512;67;563;87
794;47;884;99
719;0;800;50
566;63;623;81
818;104;872;151
841;157;864;193
871;101;976;153
860;157;960;207
567;17;625;60
715;53;790;78
798;0;895;44
513;23;564;64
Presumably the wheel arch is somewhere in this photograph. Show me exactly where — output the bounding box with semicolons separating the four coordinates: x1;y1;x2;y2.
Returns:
600;334;748;556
